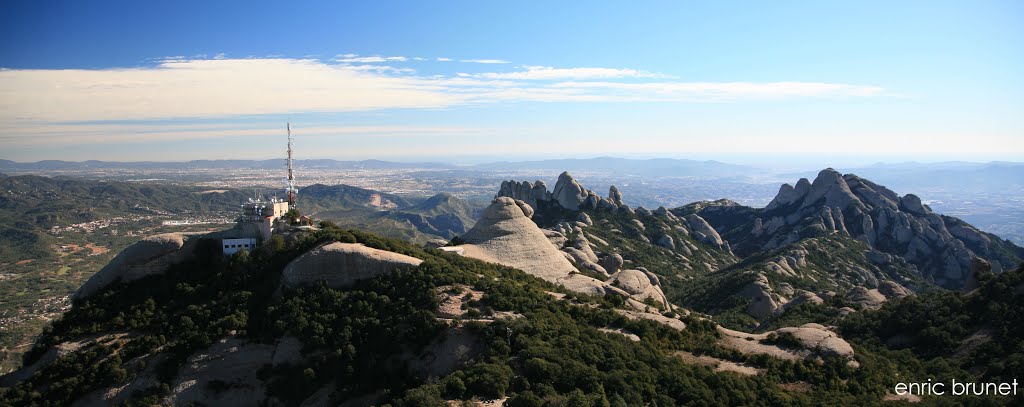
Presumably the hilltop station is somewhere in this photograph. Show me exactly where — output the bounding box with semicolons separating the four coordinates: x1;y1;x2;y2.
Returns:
220;122;312;256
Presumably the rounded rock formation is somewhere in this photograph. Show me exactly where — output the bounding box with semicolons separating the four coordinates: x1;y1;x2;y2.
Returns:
459;197;607;296
74;232;202;300
282;242;423;289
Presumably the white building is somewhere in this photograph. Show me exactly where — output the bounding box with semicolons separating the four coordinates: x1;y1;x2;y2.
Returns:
222;238;258;256
220;197;291;256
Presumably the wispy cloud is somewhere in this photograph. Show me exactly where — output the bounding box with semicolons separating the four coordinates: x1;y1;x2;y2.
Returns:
0;123;484;146
436;57;453;62
473;66;671;80
460;59;510;64
338;64;416;74
552;81;886;100
0;57;886;133
335;55;408;63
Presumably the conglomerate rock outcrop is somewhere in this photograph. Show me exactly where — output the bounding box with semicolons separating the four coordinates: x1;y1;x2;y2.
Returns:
281;242;423;289
74;232;204;300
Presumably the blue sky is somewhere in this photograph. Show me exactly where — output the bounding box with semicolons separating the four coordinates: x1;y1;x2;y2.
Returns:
1;1;1022;163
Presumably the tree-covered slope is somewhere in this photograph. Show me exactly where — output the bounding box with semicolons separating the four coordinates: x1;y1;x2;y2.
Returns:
6;226;1010;405
840;264;1024;384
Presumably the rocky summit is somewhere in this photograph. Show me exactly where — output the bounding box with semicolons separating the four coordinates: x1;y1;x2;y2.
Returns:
498;171;629;214
701;168;1023;289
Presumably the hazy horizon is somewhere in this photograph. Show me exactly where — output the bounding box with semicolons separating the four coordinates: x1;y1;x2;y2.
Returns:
4;152;1019;170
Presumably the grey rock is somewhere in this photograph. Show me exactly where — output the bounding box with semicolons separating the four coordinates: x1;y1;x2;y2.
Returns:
282;242;423;289
577;212;594;226
845;287;886;309
424;239;449;249
685;214;725;248
657;234;676;250
608;185;624;206
497;180;552;210
75;232;203;300
599;254;624;274
551;171;589;210
802;168;863;211
899;193;930;215
877;281;912;299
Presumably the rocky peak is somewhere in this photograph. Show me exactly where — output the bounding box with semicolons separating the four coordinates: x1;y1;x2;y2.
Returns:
475;196;534;223
608;185;624;206
765;178;812;211
498;180;551;211
801;168;864;211
497;171;623;213
898;193;931;216
551;171;589;210
733;169;1023;289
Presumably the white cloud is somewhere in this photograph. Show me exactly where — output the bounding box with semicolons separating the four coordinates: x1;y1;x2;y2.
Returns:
0;57;885;128
552;81;885;100
436;57;453;62
335;55;408;63
0;123;484;146
475;66;670;80
0;58;458;122
338;64;416;74
460;59;510;64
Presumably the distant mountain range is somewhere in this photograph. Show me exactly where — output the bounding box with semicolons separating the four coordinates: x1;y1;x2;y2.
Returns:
787;161;1024;192
6;157;1021;182
0;159;457;171
0;157;753;178
474;157;755;177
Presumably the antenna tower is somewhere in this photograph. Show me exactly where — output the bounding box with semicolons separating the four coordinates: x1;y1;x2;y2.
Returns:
286;122;298;207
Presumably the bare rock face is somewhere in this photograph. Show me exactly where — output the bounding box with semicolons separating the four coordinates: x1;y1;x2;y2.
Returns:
765;178;812;211
74;232;203;300
685;214;726;250
459;197;607;296
563;247;609;276
498;172;621;213
877;281;912;299
577;212;594;226
845;286;887;309
726;168;1024;289
610;269;671;309
656;234;676;250
551;171;589;210
542;229;568;248
776;291;824;316
775;324;855;359
608;185;625;206
802;168;864;211
498;180;552;211
599;254;624;274
737;274;780;319
898;193;930;216
282;242;423;289
613;269;654;295
163;338;285;406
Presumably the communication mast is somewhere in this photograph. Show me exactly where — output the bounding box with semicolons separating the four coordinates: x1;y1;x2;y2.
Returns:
285;122;298;207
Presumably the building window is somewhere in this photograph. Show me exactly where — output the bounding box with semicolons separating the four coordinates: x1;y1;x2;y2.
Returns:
224;244;229;248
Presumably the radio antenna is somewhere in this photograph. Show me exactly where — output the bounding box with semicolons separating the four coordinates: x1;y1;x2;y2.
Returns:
285;121;298;207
